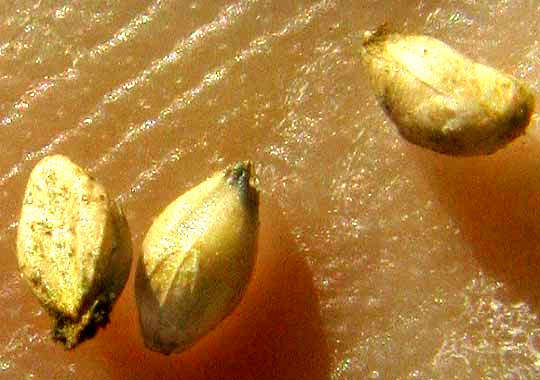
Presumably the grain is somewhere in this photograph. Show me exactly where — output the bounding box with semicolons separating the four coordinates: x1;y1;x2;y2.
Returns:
135;161;260;354
361;28;535;155
16;155;132;348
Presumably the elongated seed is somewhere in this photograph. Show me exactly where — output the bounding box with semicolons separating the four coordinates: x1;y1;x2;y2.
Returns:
16;155;132;349
135;161;260;355
361;27;535;156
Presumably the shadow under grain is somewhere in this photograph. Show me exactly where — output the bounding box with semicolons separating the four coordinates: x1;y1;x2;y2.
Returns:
411;136;540;312
98;199;330;380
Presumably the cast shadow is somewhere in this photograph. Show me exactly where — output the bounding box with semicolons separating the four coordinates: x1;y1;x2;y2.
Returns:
97;198;330;380
409;138;540;312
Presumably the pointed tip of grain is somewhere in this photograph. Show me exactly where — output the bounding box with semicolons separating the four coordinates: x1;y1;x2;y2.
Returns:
362;30;375;45
362;23;392;46
225;161;260;207
225;160;254;185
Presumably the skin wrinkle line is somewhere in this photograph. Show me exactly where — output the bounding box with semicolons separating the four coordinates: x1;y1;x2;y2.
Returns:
0;0;154;54
116;137;208;204
95;0;336;201
88;66;229;173
87;0;165;56
95;0;256;108
0;0;165;128
0;0;323;186
89;0;335;171
0;0;253;129
0;0;335;242
0;0;254;188
68;0;256;170
2;0;329;182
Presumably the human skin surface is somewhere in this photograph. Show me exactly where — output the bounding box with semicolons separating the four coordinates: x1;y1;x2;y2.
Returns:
1;1;540;379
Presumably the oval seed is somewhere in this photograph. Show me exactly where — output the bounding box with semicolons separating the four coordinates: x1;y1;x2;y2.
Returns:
135;161;259;355
361;27;535;156
16;155;132;349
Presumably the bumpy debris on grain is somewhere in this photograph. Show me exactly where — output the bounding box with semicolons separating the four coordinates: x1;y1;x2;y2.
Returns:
16;155;132;349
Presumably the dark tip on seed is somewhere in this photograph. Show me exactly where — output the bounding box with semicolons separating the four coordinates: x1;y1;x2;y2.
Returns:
225;161;260;208
362;23;392;46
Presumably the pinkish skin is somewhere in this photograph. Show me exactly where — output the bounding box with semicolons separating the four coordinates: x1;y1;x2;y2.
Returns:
0;1;539;379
